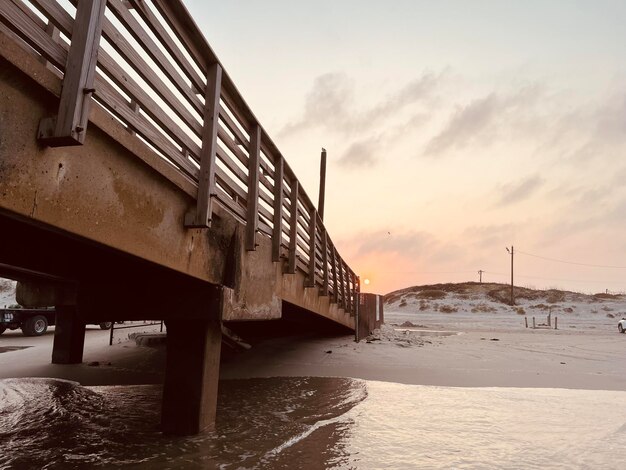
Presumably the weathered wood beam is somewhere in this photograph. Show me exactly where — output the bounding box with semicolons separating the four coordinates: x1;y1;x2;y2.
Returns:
331;244;338;303
287;180;299;274
185;63;222;228
338;257;345;309
37;0;106;146
305;207;317;288
272;155;284;262
245;124;261;251
321;229;329;296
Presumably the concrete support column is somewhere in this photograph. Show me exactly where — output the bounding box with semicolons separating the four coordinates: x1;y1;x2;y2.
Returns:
51;305;86;364
161;315;222;435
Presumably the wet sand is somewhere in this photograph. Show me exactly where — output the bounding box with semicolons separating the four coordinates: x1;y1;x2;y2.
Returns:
220;320;626;391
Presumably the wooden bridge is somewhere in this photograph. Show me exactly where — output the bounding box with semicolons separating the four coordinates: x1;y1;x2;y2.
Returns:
0;0;372;435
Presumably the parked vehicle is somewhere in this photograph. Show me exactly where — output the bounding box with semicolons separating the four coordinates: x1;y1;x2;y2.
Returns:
618;318;626;334
0;305;112;336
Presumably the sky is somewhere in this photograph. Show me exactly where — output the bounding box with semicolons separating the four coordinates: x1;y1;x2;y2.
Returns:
185;0;626;295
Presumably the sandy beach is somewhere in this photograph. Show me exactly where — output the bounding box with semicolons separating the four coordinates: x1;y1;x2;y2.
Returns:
3;283;626;468
2;299;624;392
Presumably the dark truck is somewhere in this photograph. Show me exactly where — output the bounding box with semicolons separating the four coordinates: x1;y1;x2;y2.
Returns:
0;305;112;336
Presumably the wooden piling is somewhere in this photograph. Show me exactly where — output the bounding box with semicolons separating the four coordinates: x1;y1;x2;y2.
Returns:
533;316;535;329
525;316;528;328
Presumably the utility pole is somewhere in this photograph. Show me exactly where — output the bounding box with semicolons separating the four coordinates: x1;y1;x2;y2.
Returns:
506;246;514;305
478;270;483;283
318;148;327;221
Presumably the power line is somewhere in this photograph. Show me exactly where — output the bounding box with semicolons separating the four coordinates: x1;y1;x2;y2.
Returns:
484;270;625;285
516;250;626;269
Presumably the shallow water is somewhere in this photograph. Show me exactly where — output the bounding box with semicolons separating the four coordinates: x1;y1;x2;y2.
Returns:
1;378;625;469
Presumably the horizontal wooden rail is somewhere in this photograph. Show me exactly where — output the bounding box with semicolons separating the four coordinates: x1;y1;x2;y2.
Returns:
0;0;359;313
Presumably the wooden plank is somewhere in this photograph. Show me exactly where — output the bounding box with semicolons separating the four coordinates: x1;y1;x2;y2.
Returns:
38;0;106;146
151;0;266;157
99;16;202;140
185;63;222;228
352;273;359;313
346;270;352;313
272;155;284;261
219;101;273;177
0;1;66;71
305;207;317;288
214;164;247;202
218;103;249;150
321;229;329;296
127;0;204;93
331;245;338;303
106;0;203;116
287;180;299;274
338;258;345;309
94;77;198;179
214;183;246;221
97;50;201;159
246;124;261;251
215;144;249;189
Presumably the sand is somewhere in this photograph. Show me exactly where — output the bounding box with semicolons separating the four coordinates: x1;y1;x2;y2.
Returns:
1;281;625;392
219;314;626;391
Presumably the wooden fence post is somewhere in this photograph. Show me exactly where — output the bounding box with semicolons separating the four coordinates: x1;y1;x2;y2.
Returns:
305;207;316;287
321;230;329;296
38;0;107;146
338;259;345;309
287;180;299;274
331;245;338;304
272;156;284;261
185;63;222;228
245;124;261;250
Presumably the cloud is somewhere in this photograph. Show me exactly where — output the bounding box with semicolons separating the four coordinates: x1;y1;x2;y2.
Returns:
464;223;519;249
338;137;380;168
496;175;544;206
279;73;354;137
423;84;547;157
339;230;435;258
279;70;443;138
424;93;499;156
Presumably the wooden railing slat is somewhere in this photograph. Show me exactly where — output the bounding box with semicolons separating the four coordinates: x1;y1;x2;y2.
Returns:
94;77;198;179
97;51;201;157
127;0;204;93
100;16;202;139
106;0;203;116
0;1;66;70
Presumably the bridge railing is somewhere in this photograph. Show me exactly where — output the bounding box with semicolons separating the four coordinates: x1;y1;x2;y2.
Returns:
0;0;359;314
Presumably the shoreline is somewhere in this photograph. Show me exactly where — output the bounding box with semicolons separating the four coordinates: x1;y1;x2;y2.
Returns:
1;312;625;392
